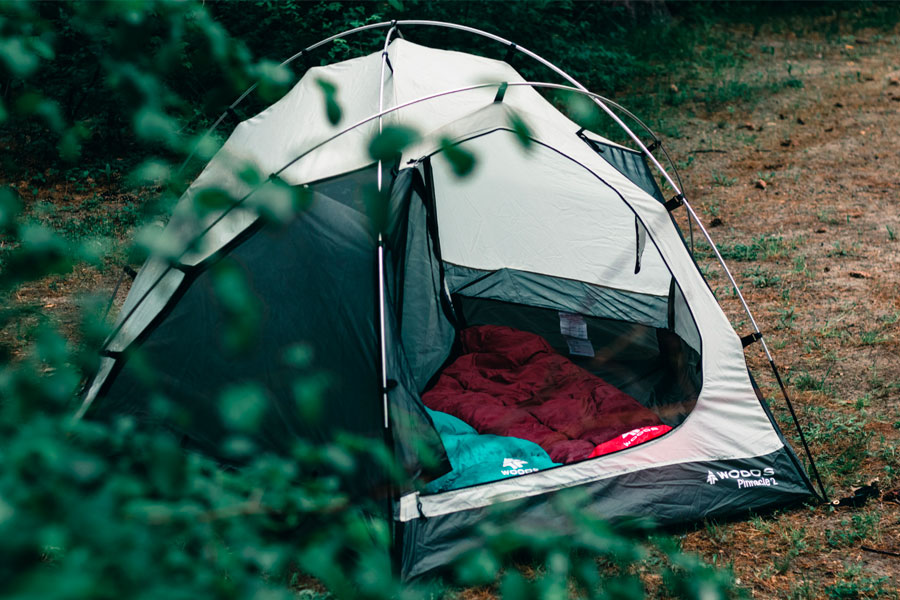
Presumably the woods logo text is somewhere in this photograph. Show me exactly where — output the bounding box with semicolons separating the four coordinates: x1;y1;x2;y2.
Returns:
706;467;778;488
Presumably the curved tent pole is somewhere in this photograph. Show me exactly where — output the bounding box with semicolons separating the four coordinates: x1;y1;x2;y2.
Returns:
375;26;398;560
181;18;694;249
178;20;695;246
178;21;396;173
179;21;683;194
377;24;398;193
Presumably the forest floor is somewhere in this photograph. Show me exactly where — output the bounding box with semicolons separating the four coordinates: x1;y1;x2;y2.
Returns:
646;20;900;600
4;14;899;600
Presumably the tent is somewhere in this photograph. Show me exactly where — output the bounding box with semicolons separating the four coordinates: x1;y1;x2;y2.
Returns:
79;22;824;579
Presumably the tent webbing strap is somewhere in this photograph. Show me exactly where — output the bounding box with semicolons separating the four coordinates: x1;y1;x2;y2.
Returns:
493;82;508;103
770;358;829;502
741;331;762;348
663;193;684;212
504;42;517;63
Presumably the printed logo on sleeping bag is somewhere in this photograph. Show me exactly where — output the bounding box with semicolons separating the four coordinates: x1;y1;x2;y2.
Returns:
587;425;673;459
501;458;540;476
705;467;778;488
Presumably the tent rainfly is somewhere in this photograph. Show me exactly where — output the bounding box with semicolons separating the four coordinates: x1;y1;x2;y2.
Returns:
79;22;825;579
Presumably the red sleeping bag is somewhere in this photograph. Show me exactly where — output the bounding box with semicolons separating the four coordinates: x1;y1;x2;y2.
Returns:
423;325;670;463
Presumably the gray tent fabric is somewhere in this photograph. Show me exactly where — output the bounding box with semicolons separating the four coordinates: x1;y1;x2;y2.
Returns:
400;445;813;579
81;34;817;582
94;168;451;494
387;167;456;392
580;133;666;204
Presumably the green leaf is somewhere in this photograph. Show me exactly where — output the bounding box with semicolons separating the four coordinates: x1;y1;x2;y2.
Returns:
367;125;420;162
220;383;268;432
0;37;40;78
316;77;342;126
133;107;181;149
0;187;23;232
508;110;533;150
282;343;313;368
567;93;602;130
439;138;476;177
210;259;261;351
58;123;91;162
256;60;294;103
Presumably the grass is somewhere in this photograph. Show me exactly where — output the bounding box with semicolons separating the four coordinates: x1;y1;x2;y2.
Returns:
824;512;880;549
711;171;738;187
773;526;809;575
805;410;874;480
859;329;889;346
742;265;781;288
827;241;860;258
817;210;841;225
776;307;795;330
36;196;142;241
790;368;831;393
698;234;790;262
821;561;900;600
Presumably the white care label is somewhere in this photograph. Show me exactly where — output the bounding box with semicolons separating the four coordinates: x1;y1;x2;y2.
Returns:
565;337;595;357
559;312;588;339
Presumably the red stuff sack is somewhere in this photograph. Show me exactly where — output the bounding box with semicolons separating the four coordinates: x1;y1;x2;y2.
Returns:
587;425;672;458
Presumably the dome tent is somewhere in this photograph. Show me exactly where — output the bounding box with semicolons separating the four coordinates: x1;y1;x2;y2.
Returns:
79;22;824;579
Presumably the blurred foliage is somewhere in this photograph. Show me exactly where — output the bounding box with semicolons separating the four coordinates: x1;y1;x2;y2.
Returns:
1;0;898;597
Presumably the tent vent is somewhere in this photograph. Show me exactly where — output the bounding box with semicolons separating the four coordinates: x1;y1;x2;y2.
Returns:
663;193;684;212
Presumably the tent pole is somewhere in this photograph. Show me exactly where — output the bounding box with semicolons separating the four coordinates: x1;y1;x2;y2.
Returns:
182;20;686;192
377;233;389;429
93;80;773;375
377;25;398;193
377;231;402;574
178;21;397;174
770;359;829;501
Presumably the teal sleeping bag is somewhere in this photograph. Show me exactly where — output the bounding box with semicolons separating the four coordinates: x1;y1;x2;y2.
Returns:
424;409;561;494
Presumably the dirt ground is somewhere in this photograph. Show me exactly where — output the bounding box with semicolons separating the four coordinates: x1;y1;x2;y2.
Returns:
663;24;900;599
5;17;899;600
